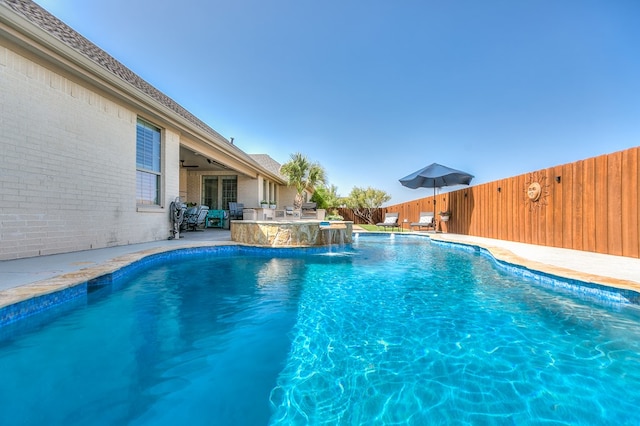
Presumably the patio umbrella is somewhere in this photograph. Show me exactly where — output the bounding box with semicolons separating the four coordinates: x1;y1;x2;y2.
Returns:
399;163;474;216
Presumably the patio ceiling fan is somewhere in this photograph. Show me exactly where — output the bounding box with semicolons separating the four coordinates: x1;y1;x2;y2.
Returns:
180;160;199;168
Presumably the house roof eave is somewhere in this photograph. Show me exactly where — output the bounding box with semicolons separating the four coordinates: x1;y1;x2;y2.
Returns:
0;0;279;181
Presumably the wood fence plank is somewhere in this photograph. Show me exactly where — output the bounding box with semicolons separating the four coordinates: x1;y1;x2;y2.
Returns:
485;184;491;237
455;191;461;234
494;182;500;240
491;183;496;238
551;165;563;248
472;186;480;237
491;182;498;239
572;160;584;251
500;179;507;240
517;174;526;243
483;184;488;238
538;170;550;247
541;168;553;246
505;178;513;241
475;186;481;237
467;188;475;235
457;190;466;234
582;157;596;252
594;155;608;253
621;148;638;257
514;175;522;243
475;186;480;236
562;164;573;250
529;174;539;245
607;152;623;255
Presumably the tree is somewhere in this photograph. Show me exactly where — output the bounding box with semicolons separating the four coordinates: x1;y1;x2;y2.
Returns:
344;186;391;224
311;184;341;210
280;153;327;209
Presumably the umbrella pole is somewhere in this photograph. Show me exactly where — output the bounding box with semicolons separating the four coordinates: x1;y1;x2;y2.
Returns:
433;185;437;232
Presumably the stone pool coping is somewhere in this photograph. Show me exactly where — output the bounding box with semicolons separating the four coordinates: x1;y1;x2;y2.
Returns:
427;233;640;293
0;241;236;311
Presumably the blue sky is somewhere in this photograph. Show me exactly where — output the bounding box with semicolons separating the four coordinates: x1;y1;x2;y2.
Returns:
35;0;640;204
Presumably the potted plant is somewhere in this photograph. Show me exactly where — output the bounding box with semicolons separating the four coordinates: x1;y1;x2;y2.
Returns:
269;200;277;209
260;200;269;208
439;211;451;222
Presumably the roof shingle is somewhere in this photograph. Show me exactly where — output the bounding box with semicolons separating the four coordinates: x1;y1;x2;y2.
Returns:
3;0;224;141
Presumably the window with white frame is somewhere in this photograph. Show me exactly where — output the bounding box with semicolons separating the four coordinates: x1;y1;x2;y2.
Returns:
202;176;219;209
221;176;237;210
136;118;161;205
200;175;237;211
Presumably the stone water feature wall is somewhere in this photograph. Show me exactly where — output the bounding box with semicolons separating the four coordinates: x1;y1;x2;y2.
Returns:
231;221;353;247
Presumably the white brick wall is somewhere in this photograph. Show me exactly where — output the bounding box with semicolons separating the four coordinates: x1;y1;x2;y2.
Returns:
0;45;177;259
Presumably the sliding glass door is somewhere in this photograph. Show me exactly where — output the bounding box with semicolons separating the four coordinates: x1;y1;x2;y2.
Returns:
202;175;237;210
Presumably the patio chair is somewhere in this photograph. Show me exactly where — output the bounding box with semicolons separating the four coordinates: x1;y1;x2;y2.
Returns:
284;206;301;219
301;202;317;219
183;205;209;231
228;202;244;220
376;212;400;231
410;212;435;231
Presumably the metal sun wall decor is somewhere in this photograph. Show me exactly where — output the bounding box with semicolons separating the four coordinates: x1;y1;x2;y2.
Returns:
524;172;549;211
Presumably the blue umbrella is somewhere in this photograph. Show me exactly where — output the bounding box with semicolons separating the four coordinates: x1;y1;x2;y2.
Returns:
399;163;474;215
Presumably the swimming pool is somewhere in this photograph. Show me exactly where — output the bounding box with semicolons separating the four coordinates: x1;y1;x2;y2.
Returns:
1;235;640;424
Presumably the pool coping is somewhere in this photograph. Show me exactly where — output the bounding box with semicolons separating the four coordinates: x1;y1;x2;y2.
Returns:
2;234;640;326
0;241;234;311
427;234;640;294
427;237;640;304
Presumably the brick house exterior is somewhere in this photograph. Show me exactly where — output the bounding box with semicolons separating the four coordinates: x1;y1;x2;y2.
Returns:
0;0;288;260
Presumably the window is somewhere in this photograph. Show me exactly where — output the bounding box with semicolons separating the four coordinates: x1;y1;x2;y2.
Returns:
202;176;218;209
221;176;237;210
136;119;161;205
201;175;237;210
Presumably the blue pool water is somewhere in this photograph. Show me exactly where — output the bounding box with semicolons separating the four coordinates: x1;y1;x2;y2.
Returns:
2;235;640;425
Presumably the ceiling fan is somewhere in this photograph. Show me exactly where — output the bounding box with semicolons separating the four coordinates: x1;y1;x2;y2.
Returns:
180;160;199;168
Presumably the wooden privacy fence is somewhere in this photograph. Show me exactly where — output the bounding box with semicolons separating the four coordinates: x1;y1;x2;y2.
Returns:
337;208;384;225
384;146;640;259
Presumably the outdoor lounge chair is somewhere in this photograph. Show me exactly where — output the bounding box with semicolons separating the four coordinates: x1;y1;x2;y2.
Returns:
376;212;400;231
410;212;435;231
183;205;209;231
228;202;244;220
301;202;317;219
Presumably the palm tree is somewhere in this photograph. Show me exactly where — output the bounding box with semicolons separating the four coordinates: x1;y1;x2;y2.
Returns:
280;153;326;209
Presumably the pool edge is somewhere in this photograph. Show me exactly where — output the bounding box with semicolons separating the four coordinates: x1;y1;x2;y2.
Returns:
2;234;640;327
428;236;640;304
